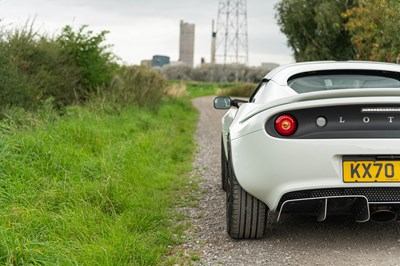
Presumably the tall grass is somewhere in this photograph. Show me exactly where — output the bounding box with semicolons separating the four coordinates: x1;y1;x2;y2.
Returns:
0;21;195;265
106;66;166;110
216;82;257;97
0;98;197;265
167;81;236;98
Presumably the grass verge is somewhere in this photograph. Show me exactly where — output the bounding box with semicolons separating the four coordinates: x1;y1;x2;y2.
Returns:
0;98;197;265
167;81;235;98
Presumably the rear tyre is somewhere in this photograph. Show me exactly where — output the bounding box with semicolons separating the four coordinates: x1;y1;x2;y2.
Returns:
221;137;229;191
226;163;268;239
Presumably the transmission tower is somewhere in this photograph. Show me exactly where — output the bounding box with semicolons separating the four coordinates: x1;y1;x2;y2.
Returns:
214;0;248;66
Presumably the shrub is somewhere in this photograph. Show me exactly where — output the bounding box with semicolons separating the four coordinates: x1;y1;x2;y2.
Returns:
216;82;257;97
57;25;117;96
0;23;166;112
0;24;81;109
162;64;193;80
105;66;166;110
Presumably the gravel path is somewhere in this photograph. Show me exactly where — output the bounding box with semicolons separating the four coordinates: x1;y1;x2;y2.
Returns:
185;96;400;266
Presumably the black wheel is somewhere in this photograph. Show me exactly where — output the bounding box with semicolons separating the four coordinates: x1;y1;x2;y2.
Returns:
226;162;268;239
221;137;229;191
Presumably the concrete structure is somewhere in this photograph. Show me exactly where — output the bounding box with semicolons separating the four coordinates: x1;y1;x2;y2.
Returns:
179;20;195;67
211;20;216;64
152;55;170;68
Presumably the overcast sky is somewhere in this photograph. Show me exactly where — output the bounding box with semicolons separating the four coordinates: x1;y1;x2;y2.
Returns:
0;0;294;67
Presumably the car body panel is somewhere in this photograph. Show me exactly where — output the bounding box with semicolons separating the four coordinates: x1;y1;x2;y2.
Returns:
231;130;400;211
220;61;400;220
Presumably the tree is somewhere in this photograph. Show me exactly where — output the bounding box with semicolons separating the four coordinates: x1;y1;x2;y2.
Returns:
276;0;356;61
342;0;400;62
57;25;117;94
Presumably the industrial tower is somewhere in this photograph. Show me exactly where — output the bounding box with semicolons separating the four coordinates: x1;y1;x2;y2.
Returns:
212;0;248;65
179;20;195;67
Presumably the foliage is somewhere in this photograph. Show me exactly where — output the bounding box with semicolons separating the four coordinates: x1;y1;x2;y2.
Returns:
0;24;81;109
105;66;166;110
165;82;188;98
184;81;220;98
0;21;201;265
57;25;117;95
276;0;356;61
166;81;238;98
0;98;198;265
342;0;400;62
162;64;193;81
216;83;257;97
163;63;273;83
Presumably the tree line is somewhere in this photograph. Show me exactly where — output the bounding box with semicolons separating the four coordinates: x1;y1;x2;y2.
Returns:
276;0;400;62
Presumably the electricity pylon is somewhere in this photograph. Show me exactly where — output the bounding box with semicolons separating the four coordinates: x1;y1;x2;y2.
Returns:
214;0;249;66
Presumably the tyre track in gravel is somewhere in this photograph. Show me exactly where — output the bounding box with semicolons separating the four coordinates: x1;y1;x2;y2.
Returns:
186;96;400;266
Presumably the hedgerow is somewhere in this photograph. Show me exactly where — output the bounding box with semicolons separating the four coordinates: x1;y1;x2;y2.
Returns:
0;23;166;112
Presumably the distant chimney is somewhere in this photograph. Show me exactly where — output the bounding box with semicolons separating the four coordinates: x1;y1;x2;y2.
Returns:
179;20;195;67
211;19;216;64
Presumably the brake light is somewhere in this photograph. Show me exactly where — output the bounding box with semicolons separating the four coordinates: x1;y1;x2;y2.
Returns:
275;114;297;136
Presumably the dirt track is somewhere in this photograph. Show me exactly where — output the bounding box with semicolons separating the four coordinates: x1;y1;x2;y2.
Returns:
185;96;400;266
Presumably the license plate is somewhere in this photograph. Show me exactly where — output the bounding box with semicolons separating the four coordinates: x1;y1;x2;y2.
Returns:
343;160;400;182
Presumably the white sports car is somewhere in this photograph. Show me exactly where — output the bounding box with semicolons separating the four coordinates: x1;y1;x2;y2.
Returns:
214;61;400;239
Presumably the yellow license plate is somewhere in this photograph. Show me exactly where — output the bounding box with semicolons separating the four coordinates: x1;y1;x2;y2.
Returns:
343;160;400;182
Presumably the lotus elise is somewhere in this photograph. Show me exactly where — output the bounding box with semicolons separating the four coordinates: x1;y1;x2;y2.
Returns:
214;61;400;239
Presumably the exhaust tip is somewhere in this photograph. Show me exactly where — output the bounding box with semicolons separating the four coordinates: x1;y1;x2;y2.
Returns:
370;210;397;223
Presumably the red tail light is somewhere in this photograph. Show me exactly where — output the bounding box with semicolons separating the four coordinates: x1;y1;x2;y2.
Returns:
275;114;297;136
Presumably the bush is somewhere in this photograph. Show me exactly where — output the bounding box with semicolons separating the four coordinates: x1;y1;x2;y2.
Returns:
57;25;117;96
0;25;81;109
162;64;193;80
0;23;166;112
105;66;166;110
216;83;257;97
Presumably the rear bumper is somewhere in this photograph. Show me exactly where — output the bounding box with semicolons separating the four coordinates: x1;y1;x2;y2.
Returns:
277;188;400;222
230;129;400;212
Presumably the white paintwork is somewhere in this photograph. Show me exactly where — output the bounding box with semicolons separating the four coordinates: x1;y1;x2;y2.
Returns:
264;61;400;86
221;61;400;212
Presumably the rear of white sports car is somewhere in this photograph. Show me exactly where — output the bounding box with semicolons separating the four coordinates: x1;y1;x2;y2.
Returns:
215;61;400;239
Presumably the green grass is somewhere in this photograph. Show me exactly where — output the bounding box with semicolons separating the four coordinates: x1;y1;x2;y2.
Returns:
168;81;235;98
0;98;198;265
216;82;257;97
186;82;219;97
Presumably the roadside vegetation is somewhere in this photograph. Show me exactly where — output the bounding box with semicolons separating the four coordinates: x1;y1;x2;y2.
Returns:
0;99;197;265
162;63;272;83
0;23;198;265
166;81;256;98
216;82;257;98
276;0;400;62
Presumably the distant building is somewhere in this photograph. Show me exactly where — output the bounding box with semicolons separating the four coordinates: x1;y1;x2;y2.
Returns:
140;60;152;67
179;20;195;67
152;55;170;68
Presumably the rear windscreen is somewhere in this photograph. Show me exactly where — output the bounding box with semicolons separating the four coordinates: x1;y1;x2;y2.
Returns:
288;70;400;93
